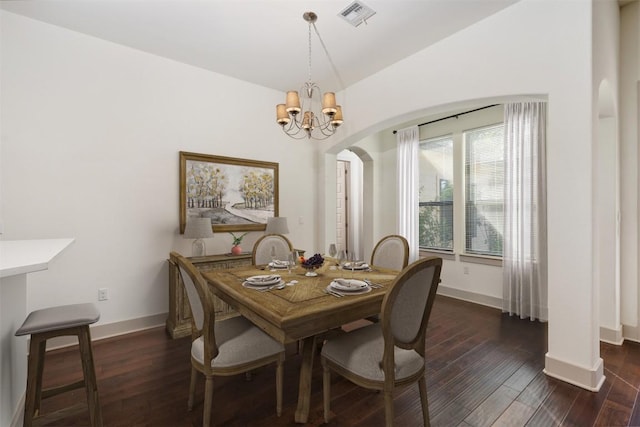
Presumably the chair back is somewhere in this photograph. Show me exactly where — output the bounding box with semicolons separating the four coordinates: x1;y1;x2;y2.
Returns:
252;234;294;265
381;257;442;357
370;235;409;271
172;252;219;360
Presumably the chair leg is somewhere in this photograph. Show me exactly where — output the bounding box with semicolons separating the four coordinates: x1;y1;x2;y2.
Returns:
78;326;103;427
276;357;284;417
188;367;198;411
33;338;47;417
202;375;214;427
418;377;430;427
383;390;394;427
322;360;330;423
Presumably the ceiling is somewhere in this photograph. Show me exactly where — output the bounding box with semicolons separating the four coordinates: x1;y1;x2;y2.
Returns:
0;0;519;93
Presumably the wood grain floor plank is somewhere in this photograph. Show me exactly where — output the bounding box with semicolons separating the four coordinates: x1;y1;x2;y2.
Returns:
463;385;520;427
491;400;537;427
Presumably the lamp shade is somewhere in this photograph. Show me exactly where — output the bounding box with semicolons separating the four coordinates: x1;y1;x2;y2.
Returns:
265;217;289;235
184;218;214;239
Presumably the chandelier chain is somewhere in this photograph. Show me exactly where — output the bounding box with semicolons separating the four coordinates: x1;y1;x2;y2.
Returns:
307;20;312;83
311;22;345;91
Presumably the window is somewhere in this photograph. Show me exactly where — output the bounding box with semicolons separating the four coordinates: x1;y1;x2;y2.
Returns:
464;124;504;256
418;136;454;251
416;106;505;259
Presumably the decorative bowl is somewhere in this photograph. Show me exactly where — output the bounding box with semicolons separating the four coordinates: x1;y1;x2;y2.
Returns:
300;262;323;276
300;253;325;276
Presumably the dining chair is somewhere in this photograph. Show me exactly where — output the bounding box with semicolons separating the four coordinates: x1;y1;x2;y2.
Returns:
370;234;410;271
252;234;294;265
321;256;443;427
173;252;285;427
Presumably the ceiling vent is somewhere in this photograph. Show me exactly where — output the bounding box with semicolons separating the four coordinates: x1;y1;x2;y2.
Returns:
338;1;376;27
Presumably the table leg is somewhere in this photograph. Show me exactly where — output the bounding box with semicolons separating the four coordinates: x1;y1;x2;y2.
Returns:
294;335;317;423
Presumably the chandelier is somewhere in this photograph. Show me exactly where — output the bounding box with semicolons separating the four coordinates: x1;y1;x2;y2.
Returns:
276;12;344;140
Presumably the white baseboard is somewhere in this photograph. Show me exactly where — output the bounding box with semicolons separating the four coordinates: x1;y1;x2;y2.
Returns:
437;284;503;310
44;312;168;350
600;324;624;345
623;323;640;343
543;353;605;391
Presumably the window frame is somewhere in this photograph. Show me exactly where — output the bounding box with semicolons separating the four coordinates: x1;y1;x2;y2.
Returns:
416;111;505;261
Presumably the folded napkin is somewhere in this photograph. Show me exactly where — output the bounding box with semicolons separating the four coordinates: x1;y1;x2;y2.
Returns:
343;262;369;270
270;260;288;267
333;279;368;289
249;275;278;282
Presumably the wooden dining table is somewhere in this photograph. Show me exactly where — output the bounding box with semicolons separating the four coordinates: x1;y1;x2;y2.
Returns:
202;261;399;423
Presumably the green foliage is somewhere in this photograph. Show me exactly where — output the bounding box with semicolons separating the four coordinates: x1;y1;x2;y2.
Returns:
419;183;453;250
229;232;248;246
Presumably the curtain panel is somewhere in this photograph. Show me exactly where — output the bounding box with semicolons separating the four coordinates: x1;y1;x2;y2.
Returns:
502;102;548;321
397;126;419;262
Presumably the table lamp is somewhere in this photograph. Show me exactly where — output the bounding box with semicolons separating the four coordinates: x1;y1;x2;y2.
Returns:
265;217;289;235
184;217;214;257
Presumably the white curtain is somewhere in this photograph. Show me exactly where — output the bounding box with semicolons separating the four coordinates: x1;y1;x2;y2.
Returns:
502;102;547;321
397;126;419;262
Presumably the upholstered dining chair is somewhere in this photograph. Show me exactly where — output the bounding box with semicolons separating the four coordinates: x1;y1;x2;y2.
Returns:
321;256;443;427
252;234;294;265
173;252;285;427
370;234;410;271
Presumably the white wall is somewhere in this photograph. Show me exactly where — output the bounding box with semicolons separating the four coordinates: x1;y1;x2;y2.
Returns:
320;0;602;389
0;11;319;328
593;0;621;344
620;1;640;340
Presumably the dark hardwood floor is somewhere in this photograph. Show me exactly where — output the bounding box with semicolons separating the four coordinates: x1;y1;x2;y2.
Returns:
33;296;640;426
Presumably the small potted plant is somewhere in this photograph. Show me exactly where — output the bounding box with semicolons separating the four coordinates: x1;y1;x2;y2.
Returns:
229;232;248;255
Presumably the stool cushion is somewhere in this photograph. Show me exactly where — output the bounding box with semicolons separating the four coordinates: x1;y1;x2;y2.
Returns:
16;303;100;336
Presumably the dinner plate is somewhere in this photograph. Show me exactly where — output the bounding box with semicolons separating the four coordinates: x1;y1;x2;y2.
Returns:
327;281;371;295
245;275;281;286
330;279;369;291
268;261;288;269
341;262;370;270
243;280;285;290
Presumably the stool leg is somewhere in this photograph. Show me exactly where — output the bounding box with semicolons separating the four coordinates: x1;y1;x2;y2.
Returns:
23;335;45;427
33;338;47;417
78;326;102;427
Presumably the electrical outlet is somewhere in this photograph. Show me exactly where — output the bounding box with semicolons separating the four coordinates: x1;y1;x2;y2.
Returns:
98;288;109;301
463;266;470;275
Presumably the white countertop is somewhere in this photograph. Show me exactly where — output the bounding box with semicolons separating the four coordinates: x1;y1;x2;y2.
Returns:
0;238;75;278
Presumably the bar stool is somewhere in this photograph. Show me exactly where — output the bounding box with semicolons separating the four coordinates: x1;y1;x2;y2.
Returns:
15;303;103;427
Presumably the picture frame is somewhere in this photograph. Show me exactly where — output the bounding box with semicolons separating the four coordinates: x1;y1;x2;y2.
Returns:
179;151;279;234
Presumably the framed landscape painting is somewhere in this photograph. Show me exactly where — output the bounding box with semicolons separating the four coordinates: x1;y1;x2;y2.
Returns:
179;151;279;234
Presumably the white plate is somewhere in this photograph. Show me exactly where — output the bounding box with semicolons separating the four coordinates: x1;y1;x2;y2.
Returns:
341;262;370;270
243;280;285;290
268;262;288;269
331;279;369;291
245;275;281;286
327;282;371;295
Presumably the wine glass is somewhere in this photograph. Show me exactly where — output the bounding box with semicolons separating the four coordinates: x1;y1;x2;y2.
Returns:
270;246;277;263
287;252;295;274
328;243;337;258
348;251;356;278
337;249;346;268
